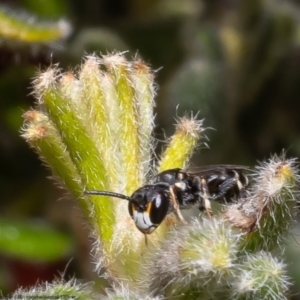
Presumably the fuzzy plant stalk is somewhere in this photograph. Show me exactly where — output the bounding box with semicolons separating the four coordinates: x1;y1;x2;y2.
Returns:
20;52;299;299
21;52;203;286
224;156;299;251
11;279;97;300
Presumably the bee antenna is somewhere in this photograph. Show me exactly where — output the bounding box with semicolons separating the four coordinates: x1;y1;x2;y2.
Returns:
84;190;132;201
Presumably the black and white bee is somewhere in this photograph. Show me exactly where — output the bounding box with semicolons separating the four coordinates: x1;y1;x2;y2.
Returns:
84;165;249;234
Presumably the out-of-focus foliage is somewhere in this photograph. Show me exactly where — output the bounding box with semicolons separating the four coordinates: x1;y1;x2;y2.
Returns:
22;0;68;18
0;5;70;44
1;0;300;297
0;218;73;261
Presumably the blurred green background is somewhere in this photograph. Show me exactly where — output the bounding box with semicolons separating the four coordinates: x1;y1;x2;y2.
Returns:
1;0;300;297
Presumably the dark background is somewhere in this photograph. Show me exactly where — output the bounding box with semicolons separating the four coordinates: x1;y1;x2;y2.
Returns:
1;0;300;297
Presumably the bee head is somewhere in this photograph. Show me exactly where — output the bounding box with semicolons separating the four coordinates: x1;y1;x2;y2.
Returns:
128;184;170;234
84;184;170;234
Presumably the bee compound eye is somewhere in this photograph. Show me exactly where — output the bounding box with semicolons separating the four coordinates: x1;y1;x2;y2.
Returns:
153;194;161;208
149;191;169;225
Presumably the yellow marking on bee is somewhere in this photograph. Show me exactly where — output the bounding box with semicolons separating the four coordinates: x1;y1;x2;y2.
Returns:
146;201;152;214
175;182;186;190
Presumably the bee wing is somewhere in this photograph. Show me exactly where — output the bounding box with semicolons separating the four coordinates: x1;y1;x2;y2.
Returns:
186;165;250;176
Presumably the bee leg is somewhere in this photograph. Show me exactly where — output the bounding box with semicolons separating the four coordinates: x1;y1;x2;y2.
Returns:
169;186;187;224
203;197;213;217
215;171;244;200
193;176;213;217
